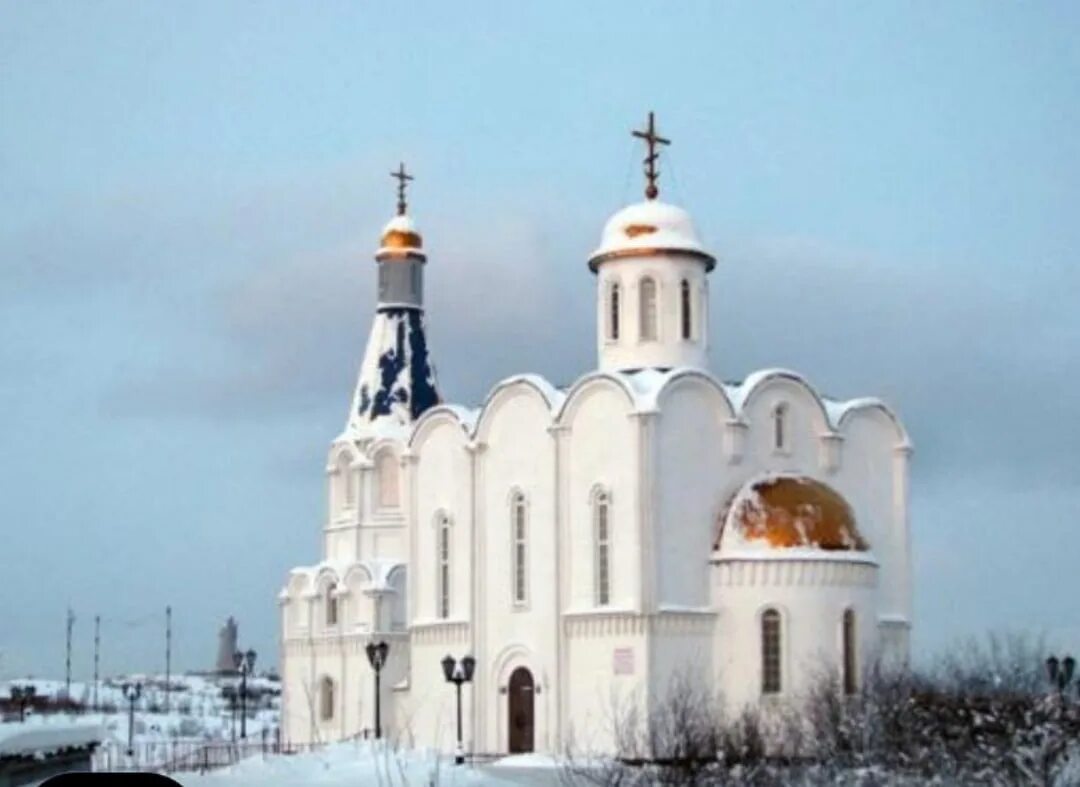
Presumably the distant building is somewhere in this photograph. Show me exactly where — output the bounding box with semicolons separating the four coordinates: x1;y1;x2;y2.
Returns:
279;119;913;755
215;617;238;674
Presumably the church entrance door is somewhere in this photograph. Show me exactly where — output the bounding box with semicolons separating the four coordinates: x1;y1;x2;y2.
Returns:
507;667;535;753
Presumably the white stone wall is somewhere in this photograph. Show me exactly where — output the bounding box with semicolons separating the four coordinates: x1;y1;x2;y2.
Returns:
596;255;710;372
281;364;911;752
712;559;880;710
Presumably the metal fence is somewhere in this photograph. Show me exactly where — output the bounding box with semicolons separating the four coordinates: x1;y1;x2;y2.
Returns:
94;738;326;774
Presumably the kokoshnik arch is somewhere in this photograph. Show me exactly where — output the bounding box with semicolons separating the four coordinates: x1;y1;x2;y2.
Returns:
278;116;913;755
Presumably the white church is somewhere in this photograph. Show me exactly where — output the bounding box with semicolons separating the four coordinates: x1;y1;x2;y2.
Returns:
279;116;912;755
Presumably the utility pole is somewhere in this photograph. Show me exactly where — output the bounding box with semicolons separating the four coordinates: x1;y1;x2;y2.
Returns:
93;615;100;712
164;605;172;713
65;607;75;705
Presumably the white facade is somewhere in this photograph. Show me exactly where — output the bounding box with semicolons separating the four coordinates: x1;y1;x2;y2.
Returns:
280;178;912;756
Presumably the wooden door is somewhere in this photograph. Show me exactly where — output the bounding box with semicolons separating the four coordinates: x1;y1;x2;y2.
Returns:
507;667;535;753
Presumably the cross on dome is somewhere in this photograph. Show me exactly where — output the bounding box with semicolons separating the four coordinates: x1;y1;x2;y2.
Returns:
631;111;670;200
391;162;414;215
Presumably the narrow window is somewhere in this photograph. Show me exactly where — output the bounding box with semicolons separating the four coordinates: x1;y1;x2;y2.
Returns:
762;609;782;694
378;266;389;301
411;264;422;299
339;455;355;508
319;677;335;721
680;279;691;339
377;452;399;508
595;492;611;606
326;586;338;626
842;609;857;695
437;515;451;619
512;493;528;605
640;277;658;341
773;404;787;451
609;282;621;341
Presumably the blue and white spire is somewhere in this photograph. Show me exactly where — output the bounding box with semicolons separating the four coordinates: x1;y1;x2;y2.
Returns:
346;164;440;436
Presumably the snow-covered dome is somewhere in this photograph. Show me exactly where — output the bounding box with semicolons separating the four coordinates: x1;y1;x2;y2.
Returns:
716;474;869;554
588;200;715;272
377;214;425;261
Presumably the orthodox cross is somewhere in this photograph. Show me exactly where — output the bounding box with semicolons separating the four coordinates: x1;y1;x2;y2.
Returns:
632;111;670;200
391;162;413;215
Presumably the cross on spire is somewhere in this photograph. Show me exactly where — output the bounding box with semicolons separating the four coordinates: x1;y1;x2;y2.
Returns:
631;111;670;200
391;162;413;215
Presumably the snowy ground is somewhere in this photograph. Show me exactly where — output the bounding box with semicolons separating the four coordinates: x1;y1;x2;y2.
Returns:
1;673;280;771
171;741;566;787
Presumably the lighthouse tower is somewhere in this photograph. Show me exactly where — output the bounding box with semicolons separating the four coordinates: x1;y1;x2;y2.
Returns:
346;163;440;437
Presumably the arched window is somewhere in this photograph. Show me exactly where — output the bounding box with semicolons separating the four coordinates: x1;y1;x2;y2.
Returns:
511;492;528;605
639;277;658;341
842;609;857;695
325;585;338;626
437;514;451;619
761;608;782;694
377;451;399;508
594;491;611;606
772;404;788;452
680;279;692;340
339;455;355;509
609;281;621;341
319;676;335;721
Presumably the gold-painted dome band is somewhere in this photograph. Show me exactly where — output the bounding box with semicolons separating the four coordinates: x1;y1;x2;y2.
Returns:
587;246;716;273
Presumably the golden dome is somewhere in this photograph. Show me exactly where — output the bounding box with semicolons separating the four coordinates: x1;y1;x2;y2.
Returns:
376;214;425;262
380;227;423;250
718;475;868;552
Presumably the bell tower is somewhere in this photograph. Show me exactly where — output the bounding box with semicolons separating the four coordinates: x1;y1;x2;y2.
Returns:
345;163;440;434
588;113;716;372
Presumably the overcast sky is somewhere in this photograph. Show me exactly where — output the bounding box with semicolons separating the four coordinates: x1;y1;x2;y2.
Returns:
2;1;1079;679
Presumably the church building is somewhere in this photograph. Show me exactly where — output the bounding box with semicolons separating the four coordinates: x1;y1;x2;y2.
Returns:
278;116;912;755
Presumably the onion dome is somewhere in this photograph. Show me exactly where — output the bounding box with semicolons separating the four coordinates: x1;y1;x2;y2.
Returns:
716;475;869;553
587;200;715;272
376;214;425;262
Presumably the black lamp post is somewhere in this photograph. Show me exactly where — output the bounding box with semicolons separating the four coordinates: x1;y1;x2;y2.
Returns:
122;682;142;756
365;640;390;739
233;648;256;739
441;654;476;766
1046;654;1076;696
10;685;36;722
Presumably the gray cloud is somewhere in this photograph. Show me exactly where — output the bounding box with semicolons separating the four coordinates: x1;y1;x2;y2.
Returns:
101;220;1080;494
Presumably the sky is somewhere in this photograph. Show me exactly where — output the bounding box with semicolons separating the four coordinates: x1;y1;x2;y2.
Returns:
2;1;1079;679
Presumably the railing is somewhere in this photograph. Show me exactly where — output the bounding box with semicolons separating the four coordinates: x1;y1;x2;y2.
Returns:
94;739;325;774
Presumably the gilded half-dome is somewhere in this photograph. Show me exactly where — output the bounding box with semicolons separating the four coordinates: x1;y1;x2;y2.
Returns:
716;475;868;553
376;214;425;262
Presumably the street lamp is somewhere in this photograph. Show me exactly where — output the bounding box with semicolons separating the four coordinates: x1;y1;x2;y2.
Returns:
233;648;257;739
441;654;476;766
1046;654;1076;695
122;682;142;756
365;640;390;739
10;685;36;722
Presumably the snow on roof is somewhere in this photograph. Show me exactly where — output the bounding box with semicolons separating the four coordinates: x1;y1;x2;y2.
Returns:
438;404;480;431
492;373;567;410
588;200;715;270
713;472;878;562
0;722;104;758
347;308;440;438
284;557;405;598
423;365;901;445
381;214;417;235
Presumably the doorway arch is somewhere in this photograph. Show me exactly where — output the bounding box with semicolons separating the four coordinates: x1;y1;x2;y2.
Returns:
507;666;535;753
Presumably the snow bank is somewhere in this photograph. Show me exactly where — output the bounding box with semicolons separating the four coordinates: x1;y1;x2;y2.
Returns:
172;740;547;787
